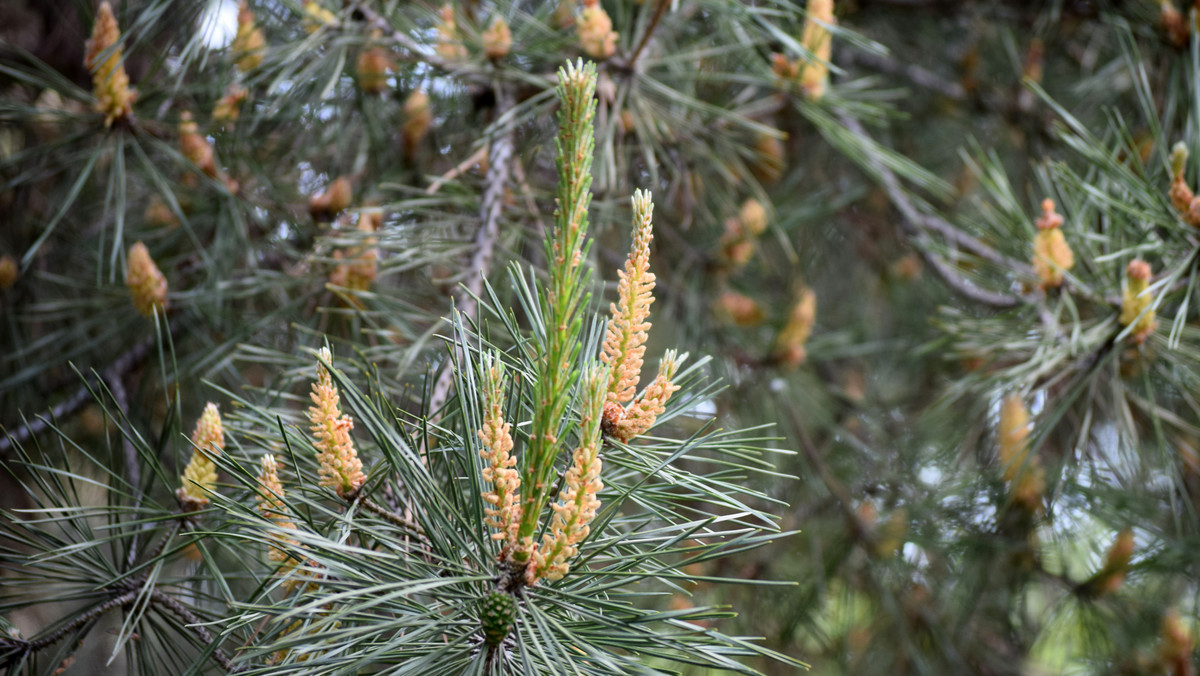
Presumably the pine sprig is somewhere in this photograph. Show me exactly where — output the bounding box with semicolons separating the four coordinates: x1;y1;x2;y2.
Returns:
515;59;603;564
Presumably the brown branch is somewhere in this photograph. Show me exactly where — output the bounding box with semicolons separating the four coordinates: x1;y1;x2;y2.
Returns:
427;85;516;420
917;240;1025;308
5;528;236;669
358;495;427;539
425;145;490;196
150;590;238;672
839;49;967;102
831;88;1128;312
913;209;1032;276
2;584;239;672
128;517;184;573
627;0;671;69
18;590;140;654
352;2;556;87
456;89;516;326
354;2;451;73
836;113;1029;308
1;335;157;455
511;156;548;240
106;370;140;501
790;417;875;545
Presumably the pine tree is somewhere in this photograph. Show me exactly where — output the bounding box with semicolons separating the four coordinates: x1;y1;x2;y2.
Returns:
3;1;1200;675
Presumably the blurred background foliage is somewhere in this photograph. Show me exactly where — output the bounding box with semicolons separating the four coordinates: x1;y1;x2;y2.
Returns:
3;0;1200;673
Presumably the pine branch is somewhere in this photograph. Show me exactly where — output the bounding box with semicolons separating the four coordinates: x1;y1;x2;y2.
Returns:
840;49;967;102
513;61;600;560
13;590;139;656
790;416;874;546
127;517;183;574
0;334;157;456
105;365;139;498
353;1;454;73
424;145;490;196
626;0;671;69
427;84;516;420
457;87;517;326
357;494;428;539
1;581;235;673
837;113;1028;308
512;156;549;239
149;590;237;673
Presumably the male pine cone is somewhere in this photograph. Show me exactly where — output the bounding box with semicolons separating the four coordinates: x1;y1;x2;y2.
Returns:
126;241;168;316
85;1;135;126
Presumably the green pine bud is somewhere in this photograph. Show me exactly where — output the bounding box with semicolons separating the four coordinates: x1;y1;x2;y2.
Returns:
1172;141;1189;177
480;590;517;647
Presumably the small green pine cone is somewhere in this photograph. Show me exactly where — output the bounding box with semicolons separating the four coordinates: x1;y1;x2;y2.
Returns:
480;590;517;647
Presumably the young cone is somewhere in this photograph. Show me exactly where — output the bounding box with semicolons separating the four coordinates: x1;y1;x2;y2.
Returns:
0;255;18;290
719;216;755;268
739;198;769;236
483;17;513;60
308;348;366;498
479;591;517;647
578;0;618;60
611;351;681;443
751;132;786;183
998;394;1043;512
601;190;657;407
714;291;765;326
1120;259;1157;344
356;41;391;95
402;90;432;158
1161;2;1190;47
1159;609;1194;676
477;355;522;550
232;1;266;72
303;1;337;33
1079;529;1134;598
330;209;381;295
177;403;225;510
126;241;168;316
775;287;816;369
799;0;835;99
1169;142;1194;216
309;177;353;221
528;365;608;584
179;112;217;178
212;85;247;126
256;454;297;563
85;2;135;126
435;5;467;61
1032;198;1074;290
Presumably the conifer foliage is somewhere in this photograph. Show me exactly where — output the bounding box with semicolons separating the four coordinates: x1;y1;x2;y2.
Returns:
0;5;800;667
6;0;1200;674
